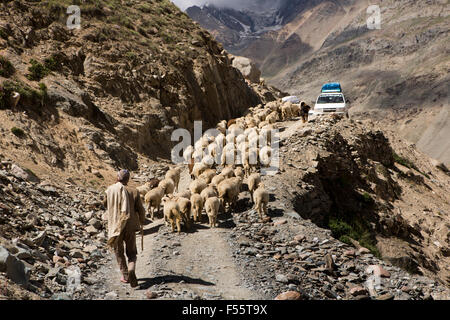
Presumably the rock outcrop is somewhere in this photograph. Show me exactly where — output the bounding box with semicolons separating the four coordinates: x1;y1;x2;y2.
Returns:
231;56;261;83
265;115;450;285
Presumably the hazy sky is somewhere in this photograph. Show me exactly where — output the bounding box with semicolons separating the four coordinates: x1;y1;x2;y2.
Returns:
171;0;250;11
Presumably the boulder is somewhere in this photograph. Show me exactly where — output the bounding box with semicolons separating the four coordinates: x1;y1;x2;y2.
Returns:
0;246;30;287
88;218;102;230
231;56;261;83
275;274;289;283
10;164;40;183
85;225;98;235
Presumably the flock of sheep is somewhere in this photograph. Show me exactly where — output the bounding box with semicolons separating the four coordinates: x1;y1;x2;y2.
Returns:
136;100;303;233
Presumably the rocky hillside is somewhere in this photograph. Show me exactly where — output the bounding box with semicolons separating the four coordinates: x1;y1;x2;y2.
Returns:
270;115;450;285
0;0;283;186
185;0;450;166
0;158;107;299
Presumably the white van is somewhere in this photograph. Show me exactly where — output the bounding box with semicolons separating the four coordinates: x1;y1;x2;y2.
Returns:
313;92;347;114
311;83;347;115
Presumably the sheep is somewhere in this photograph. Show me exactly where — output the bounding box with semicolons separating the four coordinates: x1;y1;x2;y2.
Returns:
228;123;244;136
136;178;160;198
260;125;274;145
199;168;216;184
217;177;243;213
165;167;181;192
158;178;175;195
207;142;219;159
217;120;227;134
221;149;236;167
190;193;203;222
244;127;258;137
259;146;273;168
162;197;183;233
247;134;259;149
236;118;246;129
175;189;191;200
266;111;279;124
211;174;226;187
226;133;236;145
245;117;257;128
243;147;259;177
220;166;235;179
187;157;195;179
258;120;269;129
236;133;246;146
192;148;204;163
215;133;226;148
234;166;245;180
201;154;215;168
189;178;207;194
200;185;218;204
281;102;293;120
266;101;280;113
183;145;194;163
205;197;220;228
253;183;269;220
192;162;208;179
247;172;261;203
227;118;237;128
291;103;301;117
176;197;192;230
144;186;165;219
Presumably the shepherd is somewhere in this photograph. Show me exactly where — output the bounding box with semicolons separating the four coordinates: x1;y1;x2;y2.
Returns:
103;169;145;288
300;101;311;123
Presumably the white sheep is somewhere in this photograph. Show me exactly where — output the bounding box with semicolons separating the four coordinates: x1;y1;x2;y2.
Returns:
281;102;293;120
192;162;208;179
234;166;245;180
165;167;181;192
211;174;226;187
144;186;165;219
158;178;175;195
266;111;279;124
259;146;273;168
175;189;191;200
217;177;243;213
247;172;261;203
199;168;216;184
189;178;208;194
162;197;183;233
243;147;259;177
205;197;220;228
253;183;269;220
190;193;203;222
183;145;194;163
176;196;192;230
220;166;235;179
200;185;218;204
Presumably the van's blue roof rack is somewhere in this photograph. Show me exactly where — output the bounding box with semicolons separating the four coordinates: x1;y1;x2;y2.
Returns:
321;82;342;93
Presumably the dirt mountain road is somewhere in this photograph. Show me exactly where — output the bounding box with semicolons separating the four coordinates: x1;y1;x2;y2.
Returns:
96;168;263;300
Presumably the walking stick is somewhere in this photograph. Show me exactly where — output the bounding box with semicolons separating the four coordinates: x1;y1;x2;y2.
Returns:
141;225;144;252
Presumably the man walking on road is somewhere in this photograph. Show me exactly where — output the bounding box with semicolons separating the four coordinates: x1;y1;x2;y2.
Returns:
103;169;144;288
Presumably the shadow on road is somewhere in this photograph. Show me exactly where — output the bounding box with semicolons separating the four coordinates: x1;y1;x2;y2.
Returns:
143;223;163;236
138;275;215;290
268;207;284;218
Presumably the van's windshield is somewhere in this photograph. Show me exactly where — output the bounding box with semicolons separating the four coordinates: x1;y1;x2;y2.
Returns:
317;95;344;104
